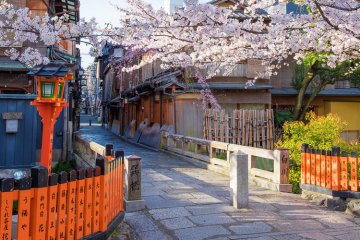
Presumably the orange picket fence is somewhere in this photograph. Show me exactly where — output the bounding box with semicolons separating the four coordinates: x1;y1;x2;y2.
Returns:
301;143;360;194
0;144;124;240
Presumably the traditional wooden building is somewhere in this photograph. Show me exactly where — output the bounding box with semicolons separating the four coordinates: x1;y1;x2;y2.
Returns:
98;44;275;147
0;0;81;170
272;75;360;141
97;0;360;149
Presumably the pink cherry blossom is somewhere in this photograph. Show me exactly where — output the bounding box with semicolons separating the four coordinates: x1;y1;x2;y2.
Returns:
1;0;359;77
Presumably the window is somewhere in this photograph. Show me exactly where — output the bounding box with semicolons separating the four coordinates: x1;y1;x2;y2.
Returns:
114;48;124;58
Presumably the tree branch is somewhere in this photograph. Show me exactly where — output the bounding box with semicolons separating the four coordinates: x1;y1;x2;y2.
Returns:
314;0;339;30
318;2;360;12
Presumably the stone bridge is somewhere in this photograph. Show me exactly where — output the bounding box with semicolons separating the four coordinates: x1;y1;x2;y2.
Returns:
76;123;360;240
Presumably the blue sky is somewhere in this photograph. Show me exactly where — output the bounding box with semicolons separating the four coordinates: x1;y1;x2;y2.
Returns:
80;0;208;67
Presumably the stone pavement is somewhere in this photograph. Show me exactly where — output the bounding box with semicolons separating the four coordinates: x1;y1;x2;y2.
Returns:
78;124;360;240
79;114;101;127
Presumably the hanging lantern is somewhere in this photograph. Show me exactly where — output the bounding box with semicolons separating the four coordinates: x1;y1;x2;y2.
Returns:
37;76;67;101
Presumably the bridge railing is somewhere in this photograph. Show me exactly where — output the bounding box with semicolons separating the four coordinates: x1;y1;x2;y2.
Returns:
161;131;291;192
300;143;360;197
74;134;107;168
0;145;124;240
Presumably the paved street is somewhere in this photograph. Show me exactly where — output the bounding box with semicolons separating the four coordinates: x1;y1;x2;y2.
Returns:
78;124;360;240
79;114;101;127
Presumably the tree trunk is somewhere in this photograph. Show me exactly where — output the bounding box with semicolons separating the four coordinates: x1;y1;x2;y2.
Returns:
298;79;327;121
293;75;314;120
298;90;319;121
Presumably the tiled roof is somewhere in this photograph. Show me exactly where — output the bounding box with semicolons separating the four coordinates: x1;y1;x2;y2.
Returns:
27;63;71;77
0;59;28;72
272;88;360;96
189;82;272;90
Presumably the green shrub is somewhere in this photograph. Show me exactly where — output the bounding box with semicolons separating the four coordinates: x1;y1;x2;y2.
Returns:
289;166;302;194
276;112;348;193
275;109;293;127
342;141;360;156
52;161;75;174
214;152;227;160
343;141;360;176
13;200;18;215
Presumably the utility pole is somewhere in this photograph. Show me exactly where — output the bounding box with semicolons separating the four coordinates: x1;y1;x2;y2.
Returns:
95;60;101;117
94;77;98;116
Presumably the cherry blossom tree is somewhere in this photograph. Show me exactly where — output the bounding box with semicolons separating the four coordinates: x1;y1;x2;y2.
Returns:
116;0;359;78
0;0;104;66
112;0;360;115
2;0;359;72
1;0;359;91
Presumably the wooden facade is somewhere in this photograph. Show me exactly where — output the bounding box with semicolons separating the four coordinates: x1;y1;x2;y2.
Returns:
98;0;360;145
0;95;38;168
0;0;81;168
100;43;281;143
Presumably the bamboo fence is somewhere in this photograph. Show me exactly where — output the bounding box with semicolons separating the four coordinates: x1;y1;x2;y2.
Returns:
203;109;275;149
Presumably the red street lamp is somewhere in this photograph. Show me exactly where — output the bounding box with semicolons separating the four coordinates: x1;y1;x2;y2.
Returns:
29;64;73;173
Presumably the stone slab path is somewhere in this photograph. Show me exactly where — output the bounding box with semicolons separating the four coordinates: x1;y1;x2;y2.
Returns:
78;125;360;240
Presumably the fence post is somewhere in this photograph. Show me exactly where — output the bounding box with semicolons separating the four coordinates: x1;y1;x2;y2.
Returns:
84;168;94;236
340;151;348;191
109;150;115;221
160;131;167;149
124;155;145;212
114;150;125;214
46;173;58;240
301;143;309;184
16;177;32;240
320;150;326;187
230;151;248;209
75;169;86;239
66;170;77;239
331;146;341;191
0;178;14;240
92;166;101;233
349;152;359;192
105;145;113;225
325;150;332;189
96;157;108;232
274;148;292;193
310;149;316;185
306;148;311;184
30;166;48;240
56;171;68;240
315;149;321;186
105;144;113;157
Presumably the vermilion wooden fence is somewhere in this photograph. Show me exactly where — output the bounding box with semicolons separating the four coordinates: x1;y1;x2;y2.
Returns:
301;143;359;192
0;144;124;240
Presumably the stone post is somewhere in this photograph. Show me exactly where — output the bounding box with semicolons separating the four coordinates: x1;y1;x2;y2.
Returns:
230;151;249;209
274;148;292;193
124;155;145;212
160;131;166;149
